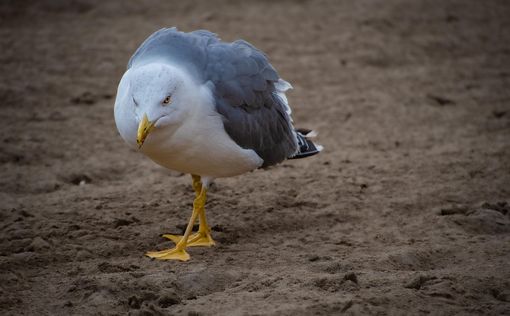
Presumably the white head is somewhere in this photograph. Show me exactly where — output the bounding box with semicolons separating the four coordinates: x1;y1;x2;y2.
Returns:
114;63;197;149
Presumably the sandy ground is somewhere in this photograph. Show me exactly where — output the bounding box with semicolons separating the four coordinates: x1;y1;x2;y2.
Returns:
1;0;510;315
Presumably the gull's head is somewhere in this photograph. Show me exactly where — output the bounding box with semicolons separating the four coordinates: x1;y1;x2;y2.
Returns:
114;63;195;149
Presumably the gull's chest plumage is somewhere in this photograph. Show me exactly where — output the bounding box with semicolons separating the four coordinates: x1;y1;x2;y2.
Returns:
141;103;263;178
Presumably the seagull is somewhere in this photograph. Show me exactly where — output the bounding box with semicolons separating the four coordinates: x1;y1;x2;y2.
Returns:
114;28;322;261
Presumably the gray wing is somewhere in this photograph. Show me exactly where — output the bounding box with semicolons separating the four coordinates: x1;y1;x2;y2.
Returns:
128;27;217;81
206;39;297;167
129;28;298;167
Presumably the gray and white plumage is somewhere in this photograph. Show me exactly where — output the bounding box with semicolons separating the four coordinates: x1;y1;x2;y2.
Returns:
114;28;320;180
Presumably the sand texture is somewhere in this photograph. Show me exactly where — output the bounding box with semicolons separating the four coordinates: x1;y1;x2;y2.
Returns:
1;0;509;315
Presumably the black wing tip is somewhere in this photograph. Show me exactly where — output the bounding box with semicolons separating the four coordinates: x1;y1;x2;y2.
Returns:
288;129;323;160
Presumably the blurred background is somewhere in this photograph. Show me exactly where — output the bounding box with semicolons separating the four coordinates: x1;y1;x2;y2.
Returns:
1;1;509;315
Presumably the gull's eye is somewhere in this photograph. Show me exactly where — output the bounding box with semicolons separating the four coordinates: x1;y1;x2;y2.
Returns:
163;96;172;105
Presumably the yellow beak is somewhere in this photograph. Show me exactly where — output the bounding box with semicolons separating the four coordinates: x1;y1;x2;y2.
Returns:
137;113;155;149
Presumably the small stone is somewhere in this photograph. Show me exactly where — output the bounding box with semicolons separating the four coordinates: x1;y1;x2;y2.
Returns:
427;94;455;106
30;236;50;250
343;272;358;284
128;296;141;309
158;290;180;308
492;110;506;119
494;290;509;302
308;255;320;262
20;210;33;217
439;206;468;216
114;218;133;228
404;275;435;289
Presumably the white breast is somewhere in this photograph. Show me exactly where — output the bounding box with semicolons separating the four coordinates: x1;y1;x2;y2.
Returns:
130;84;263;178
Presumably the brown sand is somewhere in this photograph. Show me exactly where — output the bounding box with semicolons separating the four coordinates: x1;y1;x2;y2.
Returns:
1;0;510;315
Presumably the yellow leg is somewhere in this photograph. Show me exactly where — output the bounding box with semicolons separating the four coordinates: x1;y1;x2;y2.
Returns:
162;175;215;247
145;184;207;261
192;174;202;194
